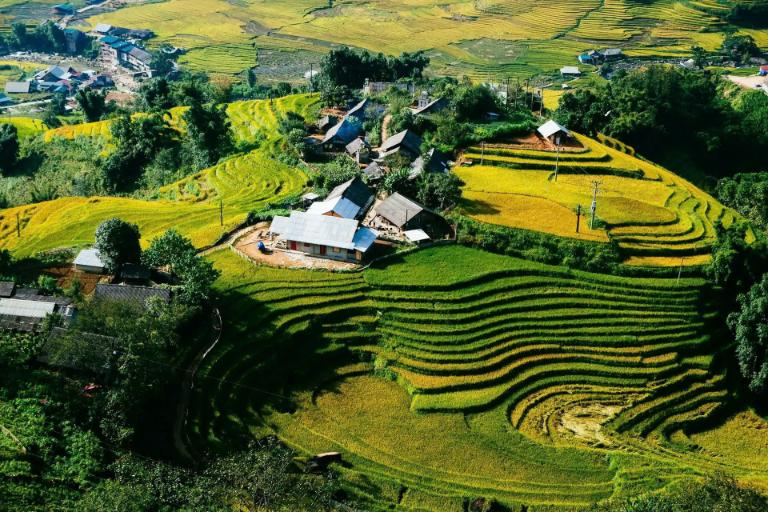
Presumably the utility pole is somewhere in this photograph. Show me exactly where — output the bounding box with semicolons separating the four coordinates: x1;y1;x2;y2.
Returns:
677;257;684;285
16;212;20;237
530;79;536;112
554;138;561;181
506;77;510;108
219;200;224;227
590;180;602;230
576;204;581;233
539;87;544;117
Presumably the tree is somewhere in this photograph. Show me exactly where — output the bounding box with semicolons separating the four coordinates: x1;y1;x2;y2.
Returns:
181;98;233;170
717;172;768;231
691;45;708;69
721;33;761;64
728;274;768;394
0;123;19;173
76;89;108;122
453;85;499;122
555;88;607;135
94;218;142;273
707;223;768;296
143;229;220;304
416;172;462;210
43;93;67;127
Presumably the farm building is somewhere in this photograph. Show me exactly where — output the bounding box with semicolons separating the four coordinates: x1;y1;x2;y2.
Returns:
118;263;151;284
0;288;74;331
307;177;374;219
74;248;106;273
379;129;423;160
35;65;81;83
94;283;171;309
537;120;570;144
560;66;581;77
411;93;448;116
322;117;362;148
347;98;369;121
363;79;415;96
52;3;75;15
0;93;13;106
363;161;385;183
100;37;153;76
371;192;449;238
410;148;450;179
5;81;31;94
345;137;371;163
64;29;87;54
270;212;378;262
601;48;623;61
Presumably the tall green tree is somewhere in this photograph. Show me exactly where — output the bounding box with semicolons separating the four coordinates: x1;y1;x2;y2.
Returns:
728;274;768;394
181;98;233;170
94;218;142;272
76;89;109;122
0;123;19;173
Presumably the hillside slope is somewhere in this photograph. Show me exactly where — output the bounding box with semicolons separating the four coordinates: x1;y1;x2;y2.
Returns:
185;247;768;511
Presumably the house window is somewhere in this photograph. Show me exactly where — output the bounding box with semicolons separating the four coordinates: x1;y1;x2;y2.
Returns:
332;247;340;253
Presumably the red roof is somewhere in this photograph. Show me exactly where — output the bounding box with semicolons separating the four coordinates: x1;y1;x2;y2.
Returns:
761;65;768;71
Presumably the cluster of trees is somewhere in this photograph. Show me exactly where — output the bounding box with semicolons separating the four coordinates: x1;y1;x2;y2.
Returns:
316;47;429;106
94;219;219;305
726;1;768;28
1;21;96;56
554;64;768;180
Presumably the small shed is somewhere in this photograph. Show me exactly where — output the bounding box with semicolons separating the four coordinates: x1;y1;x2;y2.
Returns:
537;120;570;144
600;48;623;61
345;137;371;164
74;248;106;274
5;81;31;94
363;162;385;183
404;229;431;244
379;129;423;160
560;66;581;77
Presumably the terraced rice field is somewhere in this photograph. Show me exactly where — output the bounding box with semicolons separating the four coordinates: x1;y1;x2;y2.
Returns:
1;117;47;139
457;133;743;265
83;0;745;80
187;247;768;511
0;95;318;256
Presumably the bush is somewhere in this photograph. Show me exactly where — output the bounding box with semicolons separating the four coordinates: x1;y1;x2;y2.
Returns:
453;214;621;273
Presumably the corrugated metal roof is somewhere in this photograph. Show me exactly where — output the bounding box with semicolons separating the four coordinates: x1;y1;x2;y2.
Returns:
5;81;31;93
404;229;430;242
276;212;359;250
94;284;170;307
270;215;291;234
74;248;105;269
380;129;422;154
326;177;373;209
375;192;424;228
306;197;361;219
352;227;378;252
537;120;569;139
0;298;56;318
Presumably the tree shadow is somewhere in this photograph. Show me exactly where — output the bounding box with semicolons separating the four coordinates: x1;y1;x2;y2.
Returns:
461;198;501;216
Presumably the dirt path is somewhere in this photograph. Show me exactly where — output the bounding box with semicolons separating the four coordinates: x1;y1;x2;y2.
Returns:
381;114;392;143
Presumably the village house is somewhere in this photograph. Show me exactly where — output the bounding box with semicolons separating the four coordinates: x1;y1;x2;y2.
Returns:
537;120;570;145
411;95;448;117
317;114;337;132
0;283;75;332
73;248;106;274
371;192;448;238
5;81;31;94
94;283;171;309
270;212;378;262
100;36;153;76
0;93;14;106
362;79;415;96
410;148;450;179
322;116;362;149
560;66;582;77
378;129;423;160
362;161;385;184
346;98;369;121
64;28;87;54
307;176;374;219
346;137;371;164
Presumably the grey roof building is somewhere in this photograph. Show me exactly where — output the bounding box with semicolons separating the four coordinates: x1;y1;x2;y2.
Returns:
410;148;450;179
94;284;170;308
375;192;424;229
5;81;32;94
270;212;378;262
379;129;422;159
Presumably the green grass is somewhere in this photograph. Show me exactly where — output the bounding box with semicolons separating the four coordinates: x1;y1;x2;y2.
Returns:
184;247;767;511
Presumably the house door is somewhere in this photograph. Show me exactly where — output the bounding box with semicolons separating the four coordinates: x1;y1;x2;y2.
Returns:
290;241;297;250
319;246;327;255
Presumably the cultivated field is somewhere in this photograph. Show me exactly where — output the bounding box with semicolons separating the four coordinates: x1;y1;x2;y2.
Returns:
187;247;768;511
82;0;768;81
457;133;744;265
0;95;318;256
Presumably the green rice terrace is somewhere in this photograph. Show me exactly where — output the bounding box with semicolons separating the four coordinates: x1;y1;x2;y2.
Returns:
457;133;747;266
186;246;768;511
